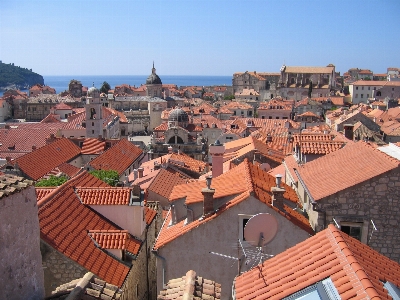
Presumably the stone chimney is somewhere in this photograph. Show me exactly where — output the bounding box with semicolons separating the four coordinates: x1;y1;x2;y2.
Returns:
271;174;285;212
202;176;215;216
133;169;138;181
138;167;144;178
343;124;354;140
209;140;225;178
168;145;173;154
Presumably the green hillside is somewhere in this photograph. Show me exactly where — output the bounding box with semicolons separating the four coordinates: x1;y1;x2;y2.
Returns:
0;61;44;90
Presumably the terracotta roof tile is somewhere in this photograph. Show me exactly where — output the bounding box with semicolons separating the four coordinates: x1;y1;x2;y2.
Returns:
235;224;400;300
89;139;143;176
81;138;106;155
296;141;400;201
88;230;139;254
158;270;221;299
38;171;140;287
76;187;132;205
155;160;312;249
36;187;55;201
16;138;81;180
148;168;190;199
144;202;158;225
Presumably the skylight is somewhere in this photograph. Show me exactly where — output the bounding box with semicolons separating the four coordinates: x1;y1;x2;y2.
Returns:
283;278;340;300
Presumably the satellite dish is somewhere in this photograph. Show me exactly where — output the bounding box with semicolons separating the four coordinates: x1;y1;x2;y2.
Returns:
244;213;278;247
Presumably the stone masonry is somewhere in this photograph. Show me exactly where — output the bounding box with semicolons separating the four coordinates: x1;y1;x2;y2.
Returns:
307;169;400;263
41;241;88;296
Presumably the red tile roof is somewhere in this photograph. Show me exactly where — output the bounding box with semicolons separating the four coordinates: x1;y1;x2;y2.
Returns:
89;139;143;176
38;172;140;287
0;123;65;159
292;133;346;155
234;224;400;300
297;141;400;201
147;168;190;199
17;138;82;180
155;161;312;250
76;187;132;205
144;203;158;226
35;187;55;201
57;162;81;177
88;230;139;254
81;138;106;155
158;270;221;299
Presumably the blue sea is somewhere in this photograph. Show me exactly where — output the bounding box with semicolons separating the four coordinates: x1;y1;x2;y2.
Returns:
0;75;232;96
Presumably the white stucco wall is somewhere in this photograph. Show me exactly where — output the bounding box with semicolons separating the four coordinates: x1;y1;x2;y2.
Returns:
90;205;145;238
155;195;311;299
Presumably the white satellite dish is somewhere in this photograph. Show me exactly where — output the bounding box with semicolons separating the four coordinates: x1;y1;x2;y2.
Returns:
244;213;278;247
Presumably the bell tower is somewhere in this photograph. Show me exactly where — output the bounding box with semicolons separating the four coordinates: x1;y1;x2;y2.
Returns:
85;86;103;138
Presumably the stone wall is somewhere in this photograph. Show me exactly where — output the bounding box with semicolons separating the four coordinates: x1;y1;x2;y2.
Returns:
121;202;161;300
0;186;45;299
307;169;400;263
41;241;88;297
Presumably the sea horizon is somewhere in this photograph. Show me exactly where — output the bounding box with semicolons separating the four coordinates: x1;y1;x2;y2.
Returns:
0;75;233;96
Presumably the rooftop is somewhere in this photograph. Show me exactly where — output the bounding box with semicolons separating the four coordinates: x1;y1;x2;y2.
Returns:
234;224;400;300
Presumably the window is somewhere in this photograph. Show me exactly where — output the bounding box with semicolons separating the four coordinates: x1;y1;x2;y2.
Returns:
226;136;233;140
356;87;359;90
238;214;253;242
340;222;363;241
362;86;364;90
368;87;370;90
361;94;364;98
383;281;400;299
92;130;94;134
355;94;358;98
283;278;340;300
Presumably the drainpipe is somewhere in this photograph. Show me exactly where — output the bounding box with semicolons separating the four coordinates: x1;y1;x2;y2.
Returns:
152;250;166;288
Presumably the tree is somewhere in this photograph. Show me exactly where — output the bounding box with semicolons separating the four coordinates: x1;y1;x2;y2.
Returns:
100;81;111;94
308;81;313;98
36;175;68;187
89;169;119;186
343;86;350;95
364;76;371;81
224;94;235;100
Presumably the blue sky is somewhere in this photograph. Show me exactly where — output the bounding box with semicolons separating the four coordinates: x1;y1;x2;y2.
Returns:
1;0;399;76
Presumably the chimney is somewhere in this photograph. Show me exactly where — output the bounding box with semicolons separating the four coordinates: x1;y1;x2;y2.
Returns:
138;167;144;178
271;174;285;212
202;176;215;216
133;169;138;181
343;124;354;140
266;133;272;143
168;145;173;154
32;145;37;151
209;140;225;178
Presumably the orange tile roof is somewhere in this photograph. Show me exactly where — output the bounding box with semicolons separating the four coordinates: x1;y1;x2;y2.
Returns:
40;113;62;123
234;224;400;300
38;172;140;287
89;139;143;176
147;168;190;199
297;141;400;201
140;153;206;176
76;187;132;205
81;138;106;155
88;230;139;254
292;133;346;155
0;123;65;159
158;270;221;299
155;161;312;250
17;138;81;180
36;187;55;201
57;162;81;177
144;204;157;226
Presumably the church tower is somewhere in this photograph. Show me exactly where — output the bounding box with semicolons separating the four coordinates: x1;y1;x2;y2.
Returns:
146;62;163;98
85;86;103;138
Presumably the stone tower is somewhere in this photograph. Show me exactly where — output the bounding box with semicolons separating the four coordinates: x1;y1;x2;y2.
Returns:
146;62;163;98
85;86;103;138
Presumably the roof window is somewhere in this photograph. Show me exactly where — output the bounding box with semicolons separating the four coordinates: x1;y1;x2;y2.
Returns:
283;278;340;300
383;281;400;300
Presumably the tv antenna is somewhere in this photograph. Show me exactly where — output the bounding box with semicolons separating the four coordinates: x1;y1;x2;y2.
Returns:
209;213;278;274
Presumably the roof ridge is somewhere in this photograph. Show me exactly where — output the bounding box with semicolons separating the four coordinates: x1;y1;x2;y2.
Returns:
328;225;381;299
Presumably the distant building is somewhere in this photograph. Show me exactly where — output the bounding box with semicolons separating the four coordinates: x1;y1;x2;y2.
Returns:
68;79;83;97
232;71;280;100
278;64;336;100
